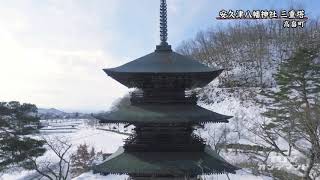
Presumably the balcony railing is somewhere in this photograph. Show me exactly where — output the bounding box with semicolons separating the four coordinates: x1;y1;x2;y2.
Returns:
130;91;197;104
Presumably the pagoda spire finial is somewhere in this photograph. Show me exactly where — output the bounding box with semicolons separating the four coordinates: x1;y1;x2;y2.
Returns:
156;0;171;51
160;0;168;45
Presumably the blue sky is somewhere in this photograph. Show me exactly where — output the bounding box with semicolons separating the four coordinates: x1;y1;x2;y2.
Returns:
0;0;319;112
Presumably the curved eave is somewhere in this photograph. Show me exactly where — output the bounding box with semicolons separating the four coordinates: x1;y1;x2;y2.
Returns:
102;50;223;88
103;70;223;89
92;146;239;176
104;68;223;75
94;116;231;125
104;68;223;74
93;104;232;124
103;51;218;73
95;118;230;125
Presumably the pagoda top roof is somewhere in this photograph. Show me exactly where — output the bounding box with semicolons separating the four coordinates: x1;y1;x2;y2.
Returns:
94;104;232;124
104;48;221;74
92;146;238;176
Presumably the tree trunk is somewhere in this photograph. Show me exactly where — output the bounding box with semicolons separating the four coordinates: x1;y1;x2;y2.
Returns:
304;151;315;180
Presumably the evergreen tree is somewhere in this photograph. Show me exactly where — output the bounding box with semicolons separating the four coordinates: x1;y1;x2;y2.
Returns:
0;101;46;171
70;143;96;176
259;43;320;179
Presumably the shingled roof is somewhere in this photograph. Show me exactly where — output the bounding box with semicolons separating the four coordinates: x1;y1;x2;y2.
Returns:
104;50;220;73
94;104;232;124
92;146;238;176
103;49;223;89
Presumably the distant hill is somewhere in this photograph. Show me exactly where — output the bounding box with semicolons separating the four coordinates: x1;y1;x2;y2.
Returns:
37;108;91;119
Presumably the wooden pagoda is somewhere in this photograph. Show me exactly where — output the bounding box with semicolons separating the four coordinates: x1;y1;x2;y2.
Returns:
93;0;238;179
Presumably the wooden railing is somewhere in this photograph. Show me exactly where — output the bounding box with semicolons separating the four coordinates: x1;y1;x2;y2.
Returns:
130;91;197;104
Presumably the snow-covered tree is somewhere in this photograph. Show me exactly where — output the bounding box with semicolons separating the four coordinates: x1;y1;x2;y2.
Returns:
70;143;96;177
259;43;320;179
0;101;46;171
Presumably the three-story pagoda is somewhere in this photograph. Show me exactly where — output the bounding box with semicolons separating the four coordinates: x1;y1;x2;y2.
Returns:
93;0;238;179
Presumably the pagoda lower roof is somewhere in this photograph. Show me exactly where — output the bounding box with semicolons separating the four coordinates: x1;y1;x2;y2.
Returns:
92;146;238;176
94;104;232;124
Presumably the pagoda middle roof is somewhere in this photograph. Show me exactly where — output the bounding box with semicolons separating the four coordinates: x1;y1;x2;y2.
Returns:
92;146;238;176
94;104;232;124
104;50;221;74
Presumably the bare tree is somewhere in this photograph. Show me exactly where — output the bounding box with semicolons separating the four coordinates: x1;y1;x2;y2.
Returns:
29;136;72;180
176;19;320;90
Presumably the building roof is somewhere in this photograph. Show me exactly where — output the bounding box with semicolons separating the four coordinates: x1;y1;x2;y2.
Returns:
104;50;220;73
103;49;223;89
92;146;238;176
94;104;232;124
